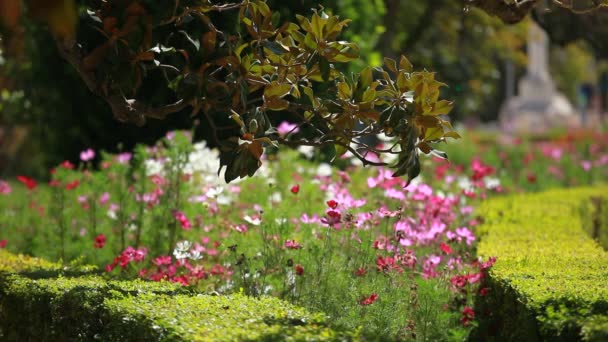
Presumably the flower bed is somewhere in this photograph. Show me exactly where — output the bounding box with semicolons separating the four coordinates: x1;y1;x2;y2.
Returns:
473;187;608;341
2;128;608;339
0;131;495;339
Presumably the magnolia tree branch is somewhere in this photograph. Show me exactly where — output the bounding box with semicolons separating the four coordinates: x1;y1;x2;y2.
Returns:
470;0;608;23
55;39;190;126
276;137;389;167
468;0;539;23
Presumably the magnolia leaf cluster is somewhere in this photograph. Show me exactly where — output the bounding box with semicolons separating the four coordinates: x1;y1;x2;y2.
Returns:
2;0;462;183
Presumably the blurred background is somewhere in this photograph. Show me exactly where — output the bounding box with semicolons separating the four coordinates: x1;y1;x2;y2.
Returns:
1;0;607;178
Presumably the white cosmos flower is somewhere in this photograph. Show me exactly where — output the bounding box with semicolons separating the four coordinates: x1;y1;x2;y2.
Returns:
485;177;501;189
297;145;314;158
173;240;192;260
243;215;261;226
270;192;282;203
457;176;472;191
107;210;117;220
316;163;332;177
190;250;203;261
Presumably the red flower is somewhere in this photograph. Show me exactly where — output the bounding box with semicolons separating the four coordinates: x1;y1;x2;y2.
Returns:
60;160;75;169
360;293;379;306
527;173;537;183
65;180;80;190
460;306;475;326
471;158;495;181
295;264;304;276
0;239;7;248
321;209;342;226
93;234;106;249
290;184;300;194
479;287;489;296
17;176;37;190
326;199;338;209
450;275;468;288
354;267;367;277
439;242;453;255
376;255;401;273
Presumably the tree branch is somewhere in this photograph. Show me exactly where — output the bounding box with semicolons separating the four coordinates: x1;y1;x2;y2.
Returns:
276;137;388;167
469;0;539;23
55;38;190;126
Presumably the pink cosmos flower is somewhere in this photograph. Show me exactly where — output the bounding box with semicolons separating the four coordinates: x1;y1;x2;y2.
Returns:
0;181;12;194
581;160;593;172
467;273;482;284
80;148;95;162
153;255;173;266
277;121;300;136
173;210;192;230
422;255;442;279
480;256;497;270
284;240;302;249
0;239;7;248
99;192;110;205
116;152;132;164
233;224;248;233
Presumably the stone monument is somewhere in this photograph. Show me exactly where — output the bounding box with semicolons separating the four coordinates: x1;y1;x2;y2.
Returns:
499;22;577;132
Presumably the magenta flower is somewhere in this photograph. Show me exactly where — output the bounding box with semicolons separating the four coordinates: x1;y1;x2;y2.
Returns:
173;210;192;230
284;239;302;249
99;192;110;205
277;121;299;136
80;148;96;162
153;255;173;266
581;160;593;172
116;152;132;164
0;181;12;194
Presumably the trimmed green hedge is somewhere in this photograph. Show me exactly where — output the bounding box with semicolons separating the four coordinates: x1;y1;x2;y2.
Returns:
0;251;356;341
473;187;608;341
